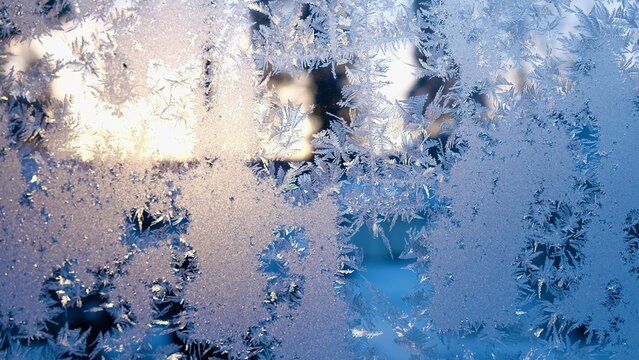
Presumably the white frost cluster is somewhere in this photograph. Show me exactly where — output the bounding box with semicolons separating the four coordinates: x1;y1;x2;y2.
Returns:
0;0;638;359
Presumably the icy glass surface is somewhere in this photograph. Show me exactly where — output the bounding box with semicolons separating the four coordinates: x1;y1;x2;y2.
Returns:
0;0;638;359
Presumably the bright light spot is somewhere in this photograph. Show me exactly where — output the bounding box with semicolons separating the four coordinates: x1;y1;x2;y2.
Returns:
271;74;320;161
53;56;200;161
377;42;418;102
5;19;200;162
3;1;314;163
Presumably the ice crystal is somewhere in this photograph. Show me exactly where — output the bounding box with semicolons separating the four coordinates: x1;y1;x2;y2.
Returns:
1;0;638;358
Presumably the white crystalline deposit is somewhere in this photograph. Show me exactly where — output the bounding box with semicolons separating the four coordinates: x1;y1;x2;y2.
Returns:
0;0;638;358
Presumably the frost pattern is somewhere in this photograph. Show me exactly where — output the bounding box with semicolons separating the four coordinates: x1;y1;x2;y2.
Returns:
1;0;638;359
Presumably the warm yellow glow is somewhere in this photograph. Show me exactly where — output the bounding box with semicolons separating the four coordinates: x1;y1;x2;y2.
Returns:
3;2;317;163
268;74;320;161
5;18;200;162
53;57;199;161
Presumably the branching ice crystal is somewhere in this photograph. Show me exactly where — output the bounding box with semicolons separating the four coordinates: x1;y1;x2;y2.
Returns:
1;0;638;359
